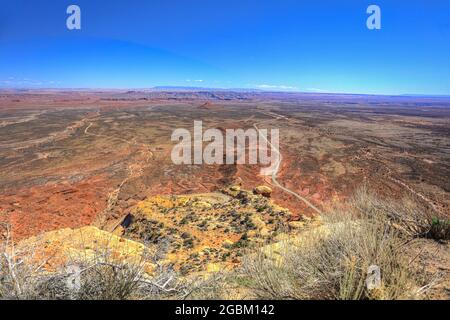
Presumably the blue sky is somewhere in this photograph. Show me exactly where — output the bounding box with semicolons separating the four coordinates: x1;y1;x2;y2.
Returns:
0;0;449;95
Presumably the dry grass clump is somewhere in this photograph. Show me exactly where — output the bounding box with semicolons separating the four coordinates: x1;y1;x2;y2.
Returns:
238;189;434;300
0;225;187;300
351;188;449;242
0;224;48;299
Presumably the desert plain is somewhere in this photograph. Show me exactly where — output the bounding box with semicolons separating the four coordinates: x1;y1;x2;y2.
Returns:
0;89;449;298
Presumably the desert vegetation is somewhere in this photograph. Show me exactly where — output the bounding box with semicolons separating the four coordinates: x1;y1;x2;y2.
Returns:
1;189;447;300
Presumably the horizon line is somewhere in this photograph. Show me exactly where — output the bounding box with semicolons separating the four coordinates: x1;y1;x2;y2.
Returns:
1;86;450;99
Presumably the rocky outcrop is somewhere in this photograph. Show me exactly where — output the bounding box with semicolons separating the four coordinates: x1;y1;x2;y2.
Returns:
15;186;313;278
121;187;292;275
253;185;272;198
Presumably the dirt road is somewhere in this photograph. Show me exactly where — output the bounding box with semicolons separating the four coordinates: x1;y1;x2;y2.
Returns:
254;113;323;215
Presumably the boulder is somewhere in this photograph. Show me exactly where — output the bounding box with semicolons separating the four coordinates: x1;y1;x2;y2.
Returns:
253;186;272;197
230;185;241;192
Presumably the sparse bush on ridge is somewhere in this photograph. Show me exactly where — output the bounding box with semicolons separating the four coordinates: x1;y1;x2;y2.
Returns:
428;218;449;241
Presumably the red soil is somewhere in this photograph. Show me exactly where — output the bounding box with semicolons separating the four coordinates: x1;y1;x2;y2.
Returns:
0;175;111;241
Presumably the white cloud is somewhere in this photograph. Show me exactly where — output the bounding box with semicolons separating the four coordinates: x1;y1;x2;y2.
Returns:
255;84;299;91
306;88;328;93
185;79;204;83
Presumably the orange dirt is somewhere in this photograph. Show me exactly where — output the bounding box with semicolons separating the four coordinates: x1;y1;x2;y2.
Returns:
0;175;112;241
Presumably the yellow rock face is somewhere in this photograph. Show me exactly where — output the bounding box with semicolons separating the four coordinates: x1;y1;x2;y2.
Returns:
17;226;154;273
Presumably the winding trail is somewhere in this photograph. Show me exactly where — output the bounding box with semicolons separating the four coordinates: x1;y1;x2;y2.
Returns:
83;114;155;229
365;155;443;214
254;112;323;215
254;111;442;215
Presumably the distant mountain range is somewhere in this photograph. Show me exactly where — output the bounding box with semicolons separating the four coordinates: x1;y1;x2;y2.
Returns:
151;86;450;98
400;94;450;98
1;86;449;99
151;86;265;92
